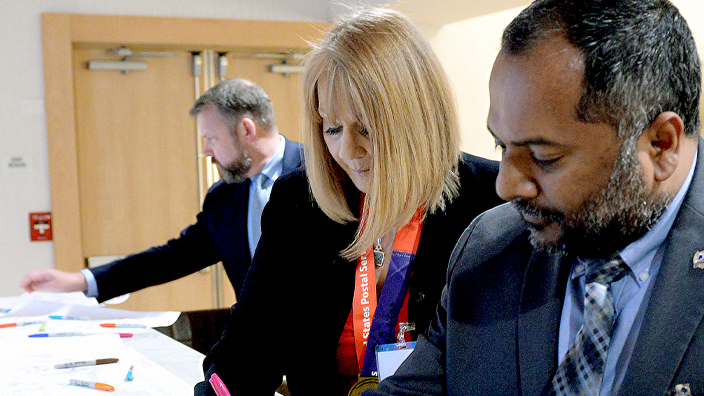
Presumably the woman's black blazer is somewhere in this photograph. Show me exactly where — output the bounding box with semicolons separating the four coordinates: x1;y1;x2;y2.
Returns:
195;152;503;396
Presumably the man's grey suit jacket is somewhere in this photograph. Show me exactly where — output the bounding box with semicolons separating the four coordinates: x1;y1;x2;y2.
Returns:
370;138;704;396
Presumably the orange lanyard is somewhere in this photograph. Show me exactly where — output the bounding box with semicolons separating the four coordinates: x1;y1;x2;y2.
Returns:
351;208;423;375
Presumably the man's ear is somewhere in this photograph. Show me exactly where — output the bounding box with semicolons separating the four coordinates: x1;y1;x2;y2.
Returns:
237;117;257;143
639;111;684;182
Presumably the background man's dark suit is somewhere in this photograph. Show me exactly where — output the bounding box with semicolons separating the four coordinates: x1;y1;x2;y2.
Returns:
91;138;303;302
371;139;704;396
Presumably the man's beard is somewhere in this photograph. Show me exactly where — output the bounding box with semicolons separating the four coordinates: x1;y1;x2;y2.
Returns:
215;150;252;184
514;138;672;258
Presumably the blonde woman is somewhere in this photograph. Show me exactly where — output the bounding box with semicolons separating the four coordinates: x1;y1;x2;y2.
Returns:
196;8;502;396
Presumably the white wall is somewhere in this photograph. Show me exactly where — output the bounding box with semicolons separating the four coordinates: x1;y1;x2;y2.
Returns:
0;0;396;297
398;0;704;161
672;0;704;131
430;8;525;161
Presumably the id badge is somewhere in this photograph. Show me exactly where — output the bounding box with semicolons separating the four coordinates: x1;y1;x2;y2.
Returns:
375;341;416;382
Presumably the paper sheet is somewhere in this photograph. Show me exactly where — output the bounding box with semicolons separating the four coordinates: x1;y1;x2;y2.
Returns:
0;334;191;396
0;292;99;308
0;294;179;328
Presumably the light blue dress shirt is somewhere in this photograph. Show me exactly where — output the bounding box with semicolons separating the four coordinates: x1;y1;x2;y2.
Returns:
82;135;286;298
247;135;285;258
557;152;697;395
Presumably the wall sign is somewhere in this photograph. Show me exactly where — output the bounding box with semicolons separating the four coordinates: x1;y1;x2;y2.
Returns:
29;212;52;242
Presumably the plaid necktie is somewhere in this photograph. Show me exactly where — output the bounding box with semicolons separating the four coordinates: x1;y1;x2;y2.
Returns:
546;253;630;396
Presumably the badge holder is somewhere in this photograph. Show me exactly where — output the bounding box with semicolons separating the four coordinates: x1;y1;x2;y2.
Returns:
374;323;416;382
349;323;417;395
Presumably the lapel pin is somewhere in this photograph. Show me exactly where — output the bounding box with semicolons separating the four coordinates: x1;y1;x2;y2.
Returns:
693;251;704;269
673;383;692;396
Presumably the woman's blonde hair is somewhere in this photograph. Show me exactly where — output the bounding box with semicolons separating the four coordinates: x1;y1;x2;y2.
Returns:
302;7;461;260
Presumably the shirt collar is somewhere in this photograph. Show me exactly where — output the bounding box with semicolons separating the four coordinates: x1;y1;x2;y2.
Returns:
255;135;285;182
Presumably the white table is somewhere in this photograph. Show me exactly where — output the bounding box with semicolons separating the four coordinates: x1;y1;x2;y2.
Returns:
123;328;206;387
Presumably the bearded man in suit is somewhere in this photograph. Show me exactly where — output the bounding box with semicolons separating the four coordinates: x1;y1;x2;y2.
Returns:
21;78;303;302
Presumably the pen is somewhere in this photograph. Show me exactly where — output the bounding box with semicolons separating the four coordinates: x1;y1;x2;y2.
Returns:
0;308;10;313
209;373;232;396
125;364;135;382
49;315;88;321
29;332;133;338
30;332;84;337
100;323;147;328
0;320;45;328
69;379;115;392
55;358;119;369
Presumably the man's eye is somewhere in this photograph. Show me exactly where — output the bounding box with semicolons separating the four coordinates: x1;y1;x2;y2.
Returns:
533;156;560;169
325;126;342;135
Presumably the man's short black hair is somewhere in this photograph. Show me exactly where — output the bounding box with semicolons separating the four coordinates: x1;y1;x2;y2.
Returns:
502;0;701;139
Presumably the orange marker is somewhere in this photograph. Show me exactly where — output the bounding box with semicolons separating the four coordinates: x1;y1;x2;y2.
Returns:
69;379;115;392
0;320;44;328
100;323;146;328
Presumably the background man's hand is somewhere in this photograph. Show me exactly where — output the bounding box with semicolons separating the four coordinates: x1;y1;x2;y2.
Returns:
20;269;88;293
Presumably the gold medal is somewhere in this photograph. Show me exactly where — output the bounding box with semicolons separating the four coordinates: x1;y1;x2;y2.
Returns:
348;376;378;396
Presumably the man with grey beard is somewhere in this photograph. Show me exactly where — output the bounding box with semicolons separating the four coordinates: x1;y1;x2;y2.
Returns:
21;79;303;302
366;0;702;395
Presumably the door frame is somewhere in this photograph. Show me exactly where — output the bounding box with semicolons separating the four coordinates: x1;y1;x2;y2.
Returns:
43;13;328;271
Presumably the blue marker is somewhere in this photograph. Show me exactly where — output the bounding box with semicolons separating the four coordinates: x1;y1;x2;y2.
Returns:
125;365;135;382
49;315;88;321
29;332;133;338
29;332;84;337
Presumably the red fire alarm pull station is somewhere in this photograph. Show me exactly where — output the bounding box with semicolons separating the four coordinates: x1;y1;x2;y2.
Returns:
29;212;52;242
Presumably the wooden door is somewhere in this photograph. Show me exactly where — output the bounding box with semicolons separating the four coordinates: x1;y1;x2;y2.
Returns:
210;52;304;307
226;54;304;144
44;14;327;312
73;46;212;312
72;48;306;311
